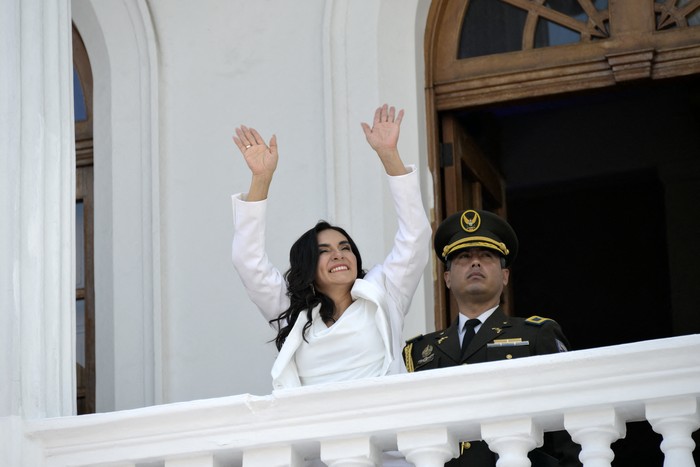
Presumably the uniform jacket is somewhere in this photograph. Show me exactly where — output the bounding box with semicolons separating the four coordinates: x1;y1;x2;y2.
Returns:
232;167;431;390
404;307;570;371
403;307;581;467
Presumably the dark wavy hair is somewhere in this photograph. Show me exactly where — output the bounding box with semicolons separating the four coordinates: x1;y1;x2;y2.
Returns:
269;221;365;350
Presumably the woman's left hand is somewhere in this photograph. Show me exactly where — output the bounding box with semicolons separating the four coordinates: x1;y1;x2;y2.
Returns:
361;104;404;153
361;104;408;176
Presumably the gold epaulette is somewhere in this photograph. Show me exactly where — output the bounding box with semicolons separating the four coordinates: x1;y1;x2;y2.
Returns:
403;343;415;373
525;315;552;326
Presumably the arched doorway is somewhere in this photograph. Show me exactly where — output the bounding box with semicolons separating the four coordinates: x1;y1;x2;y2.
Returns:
425;1;700;464
71;0;161;412
426;0;700;336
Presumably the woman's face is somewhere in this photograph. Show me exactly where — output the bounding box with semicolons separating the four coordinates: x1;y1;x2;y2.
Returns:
314;229;358;294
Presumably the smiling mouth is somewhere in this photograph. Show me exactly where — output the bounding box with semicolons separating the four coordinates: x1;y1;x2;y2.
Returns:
330;265;349;273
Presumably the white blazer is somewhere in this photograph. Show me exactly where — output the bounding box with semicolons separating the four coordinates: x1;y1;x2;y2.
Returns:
231;166;431;390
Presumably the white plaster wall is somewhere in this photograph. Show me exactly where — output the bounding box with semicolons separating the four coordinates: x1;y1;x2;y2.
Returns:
72;0;433;406
153;0;330;401
155;0;434;402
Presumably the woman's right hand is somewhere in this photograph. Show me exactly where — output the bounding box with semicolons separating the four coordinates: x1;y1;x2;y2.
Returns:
233;125;278;201
233;125;279;179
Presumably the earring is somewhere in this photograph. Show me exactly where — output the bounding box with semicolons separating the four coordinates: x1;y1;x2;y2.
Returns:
310;283;316;296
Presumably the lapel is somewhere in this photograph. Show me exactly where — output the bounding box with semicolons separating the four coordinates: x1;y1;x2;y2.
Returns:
352;279;393;375
270;306;317;389
461;307;511;362
433;318;462;365
272;279;395;389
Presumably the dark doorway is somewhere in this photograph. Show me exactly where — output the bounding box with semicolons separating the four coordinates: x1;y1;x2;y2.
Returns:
456;75;700;343
508;170;673;350
455;75;700;466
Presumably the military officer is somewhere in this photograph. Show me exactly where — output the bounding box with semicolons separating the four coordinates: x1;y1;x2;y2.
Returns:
403;209;580;467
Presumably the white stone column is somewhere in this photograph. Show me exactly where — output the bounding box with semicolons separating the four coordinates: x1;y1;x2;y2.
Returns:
647;397;700;467
397;427;459;467
0;0;75;421
243;445;304;467
481;418;542;467
321;436;381;467
1;0;74;464
565;408;625;467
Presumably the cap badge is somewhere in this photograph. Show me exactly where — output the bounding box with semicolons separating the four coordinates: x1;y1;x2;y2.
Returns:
461;210;481;233
421;345;434;359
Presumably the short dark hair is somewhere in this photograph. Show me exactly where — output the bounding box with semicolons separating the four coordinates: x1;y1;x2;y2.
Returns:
269;221;365;350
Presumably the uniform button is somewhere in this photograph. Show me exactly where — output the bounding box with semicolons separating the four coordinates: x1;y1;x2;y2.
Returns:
464;442;471;449
506;354;513;359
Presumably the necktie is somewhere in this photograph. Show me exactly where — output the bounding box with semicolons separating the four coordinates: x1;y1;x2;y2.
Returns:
461;318;481;357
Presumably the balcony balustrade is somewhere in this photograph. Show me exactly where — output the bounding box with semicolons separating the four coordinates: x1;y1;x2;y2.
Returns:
26;335;700;467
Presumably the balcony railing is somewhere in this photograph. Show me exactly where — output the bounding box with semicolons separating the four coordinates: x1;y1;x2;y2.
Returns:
26;335;700;467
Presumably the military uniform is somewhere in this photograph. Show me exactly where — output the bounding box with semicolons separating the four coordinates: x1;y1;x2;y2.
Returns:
403;309;579;467
405;209;581;467
404;308;570;372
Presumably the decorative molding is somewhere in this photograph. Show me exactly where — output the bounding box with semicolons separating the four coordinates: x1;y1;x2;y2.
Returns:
322;0;351;226
606;49;655;82
71;0;161;410
434;59;615;109
653;42;700;79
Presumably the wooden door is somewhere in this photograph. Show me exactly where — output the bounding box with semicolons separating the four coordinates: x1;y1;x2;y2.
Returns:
435;114;509;329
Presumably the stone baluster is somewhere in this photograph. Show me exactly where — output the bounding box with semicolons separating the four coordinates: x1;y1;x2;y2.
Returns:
646;397;700;467
481;418;542;467
321;436;381;467
564;407;626;467
397;427;459;467
243;444;304;467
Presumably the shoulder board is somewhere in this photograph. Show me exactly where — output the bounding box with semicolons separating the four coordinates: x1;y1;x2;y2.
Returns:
403;342;415;373
525;315;553;326
405;334;424;344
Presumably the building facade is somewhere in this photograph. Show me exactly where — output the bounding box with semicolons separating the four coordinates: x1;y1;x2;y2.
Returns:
2;1;699;465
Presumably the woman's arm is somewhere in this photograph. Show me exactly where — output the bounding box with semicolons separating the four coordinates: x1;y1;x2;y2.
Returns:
361;105;432;314
379;169;432;315
231;126;289;323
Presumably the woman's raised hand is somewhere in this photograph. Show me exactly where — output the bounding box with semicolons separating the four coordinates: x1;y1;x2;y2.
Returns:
233;125;278;179
361;104;408;176
361;104;404;153
233;125;278;201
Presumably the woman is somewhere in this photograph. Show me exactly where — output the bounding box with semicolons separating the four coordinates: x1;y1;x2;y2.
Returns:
231;104;431;390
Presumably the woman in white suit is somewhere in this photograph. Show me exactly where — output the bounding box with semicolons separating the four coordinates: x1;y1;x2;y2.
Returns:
231;104;431;391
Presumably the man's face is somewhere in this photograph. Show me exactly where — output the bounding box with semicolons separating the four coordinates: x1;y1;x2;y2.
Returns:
444;247;509;303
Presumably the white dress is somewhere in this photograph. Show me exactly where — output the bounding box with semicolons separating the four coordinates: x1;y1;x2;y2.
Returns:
231;166;431;390
294;300;385;386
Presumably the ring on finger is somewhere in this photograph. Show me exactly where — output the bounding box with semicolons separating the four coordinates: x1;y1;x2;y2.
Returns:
245;144;252;149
